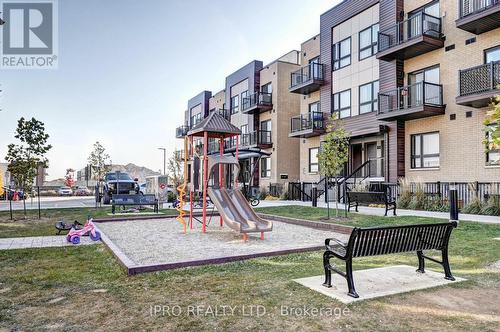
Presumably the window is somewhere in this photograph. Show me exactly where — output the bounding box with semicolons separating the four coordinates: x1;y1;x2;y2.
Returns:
359;81;379;114
411;132;440;168
241;90;248;102
359;23;379;60
190;113;202;126
261;83;272;94
485;45;500;63
333;90;351;118
309;102;320;113
309;148;319;173
230;95;239;114
332;37;351;70
486;124;499;165
260;119;271;132
261;157;271;178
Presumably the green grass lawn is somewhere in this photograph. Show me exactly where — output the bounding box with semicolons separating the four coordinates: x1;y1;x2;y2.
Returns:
0;205;499;330
0;207;177;238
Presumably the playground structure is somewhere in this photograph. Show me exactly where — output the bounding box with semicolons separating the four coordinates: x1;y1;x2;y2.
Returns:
176;112;273;240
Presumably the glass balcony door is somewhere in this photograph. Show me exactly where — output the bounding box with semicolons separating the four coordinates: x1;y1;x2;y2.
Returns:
408;66;440;106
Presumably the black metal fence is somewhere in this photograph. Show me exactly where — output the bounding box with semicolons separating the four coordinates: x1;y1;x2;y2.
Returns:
289;181;500;208
378;81;444;115
268;183;283;197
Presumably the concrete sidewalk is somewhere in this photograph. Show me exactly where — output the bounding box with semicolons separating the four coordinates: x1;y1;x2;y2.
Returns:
256;200;500;225
0;235;99;250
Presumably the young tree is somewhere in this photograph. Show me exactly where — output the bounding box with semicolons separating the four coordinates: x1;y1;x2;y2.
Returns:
484;94;500;163
167;151;184;190
5;117;52;193
317;114;350;218
87;141;111;181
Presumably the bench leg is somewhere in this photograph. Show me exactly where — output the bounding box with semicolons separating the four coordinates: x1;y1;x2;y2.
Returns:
442;248;455;281
345;259;359;298
384;205;388;217
416;250;425;273
355;202;358;212
322;252;332;288
347;202;351;213
112;205;115;214
393;205;397;216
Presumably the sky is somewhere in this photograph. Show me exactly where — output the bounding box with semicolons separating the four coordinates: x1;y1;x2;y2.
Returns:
0;0;338;180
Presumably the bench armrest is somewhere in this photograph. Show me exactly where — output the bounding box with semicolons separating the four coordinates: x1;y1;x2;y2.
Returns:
325;237;347;248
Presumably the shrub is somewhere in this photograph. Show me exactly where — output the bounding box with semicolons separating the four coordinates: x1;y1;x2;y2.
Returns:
279;190;289;200
167;192;176;203
462;182;483;215
265;195;279;201
398;177;412;209
258;189;268;200
481;195;500;216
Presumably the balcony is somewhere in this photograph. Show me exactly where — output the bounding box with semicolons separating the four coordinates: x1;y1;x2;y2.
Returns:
241;92;273;114
176;125;190;138
289;63;325;94
456;0;500;34
241;130;273;149
214;108;230;120
456;61;500;107
377;12;444;61
377;82;446;121
289;112;327;138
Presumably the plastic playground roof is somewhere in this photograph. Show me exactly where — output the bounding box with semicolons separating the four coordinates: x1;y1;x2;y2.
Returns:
187;112;241;138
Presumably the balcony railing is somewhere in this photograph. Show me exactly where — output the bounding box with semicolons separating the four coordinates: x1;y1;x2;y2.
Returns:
459;61;500;96
460;0;500;17
241;92;272;113
290;112;325;133
241;130;272;147
377;12;442;59
176;125;190;138
290;63;324;94
378;81;444;120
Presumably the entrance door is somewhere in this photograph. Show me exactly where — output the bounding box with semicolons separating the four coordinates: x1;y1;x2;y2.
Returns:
366;143;377;177
351;144;363;173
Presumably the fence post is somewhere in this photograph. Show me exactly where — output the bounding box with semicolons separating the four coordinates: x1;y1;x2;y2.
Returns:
9;185;13;220
450;188;459;221
437;181;441;198
312;183;318;207
37;186;41;220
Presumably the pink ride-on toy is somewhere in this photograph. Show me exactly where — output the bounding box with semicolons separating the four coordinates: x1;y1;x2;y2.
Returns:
66;217;101;245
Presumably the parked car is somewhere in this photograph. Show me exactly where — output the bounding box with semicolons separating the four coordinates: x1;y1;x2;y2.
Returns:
74;186;92;196
139;183;147;195
102;172;139;204
58;186;73;196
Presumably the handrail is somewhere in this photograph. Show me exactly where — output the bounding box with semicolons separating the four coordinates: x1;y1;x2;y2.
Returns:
242;92;273;111
459;0;500;18
378;81;444;114
290;112;325;133
459;60;500;96
290;63;324;88
378;12;442;52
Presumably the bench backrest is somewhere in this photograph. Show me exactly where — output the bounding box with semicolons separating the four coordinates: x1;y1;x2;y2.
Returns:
112;194;157;204
349;222;457;258
348;191;387;203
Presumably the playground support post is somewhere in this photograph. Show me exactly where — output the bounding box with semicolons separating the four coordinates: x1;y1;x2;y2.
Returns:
219;136;224;227
202;131;208;233
37;186;41;219
8;185;12;220
189;136;194;230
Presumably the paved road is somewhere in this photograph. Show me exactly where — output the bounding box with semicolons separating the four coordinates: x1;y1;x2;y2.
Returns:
0;196;97;211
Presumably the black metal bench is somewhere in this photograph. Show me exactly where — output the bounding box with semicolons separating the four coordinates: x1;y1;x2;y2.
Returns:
111;194;158;214
323;221;458;298
347;191;396;216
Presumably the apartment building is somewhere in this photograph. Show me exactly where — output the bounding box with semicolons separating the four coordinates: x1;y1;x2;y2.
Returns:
311;0;500;185
177;0;500;194
176;54;302;194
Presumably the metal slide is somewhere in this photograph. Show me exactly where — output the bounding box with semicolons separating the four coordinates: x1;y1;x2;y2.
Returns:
207;188;257;233
207;188;273;234
224;189;273;232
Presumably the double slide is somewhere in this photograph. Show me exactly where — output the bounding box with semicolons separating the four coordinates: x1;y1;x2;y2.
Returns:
207;188;273;234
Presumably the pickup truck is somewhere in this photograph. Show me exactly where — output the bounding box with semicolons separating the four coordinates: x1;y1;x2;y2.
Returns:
102;172;139;204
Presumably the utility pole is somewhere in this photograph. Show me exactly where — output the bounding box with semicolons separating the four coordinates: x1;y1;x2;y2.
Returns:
158;148;166;175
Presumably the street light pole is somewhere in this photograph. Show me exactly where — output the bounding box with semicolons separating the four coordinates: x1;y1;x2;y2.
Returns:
158;148;166;175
